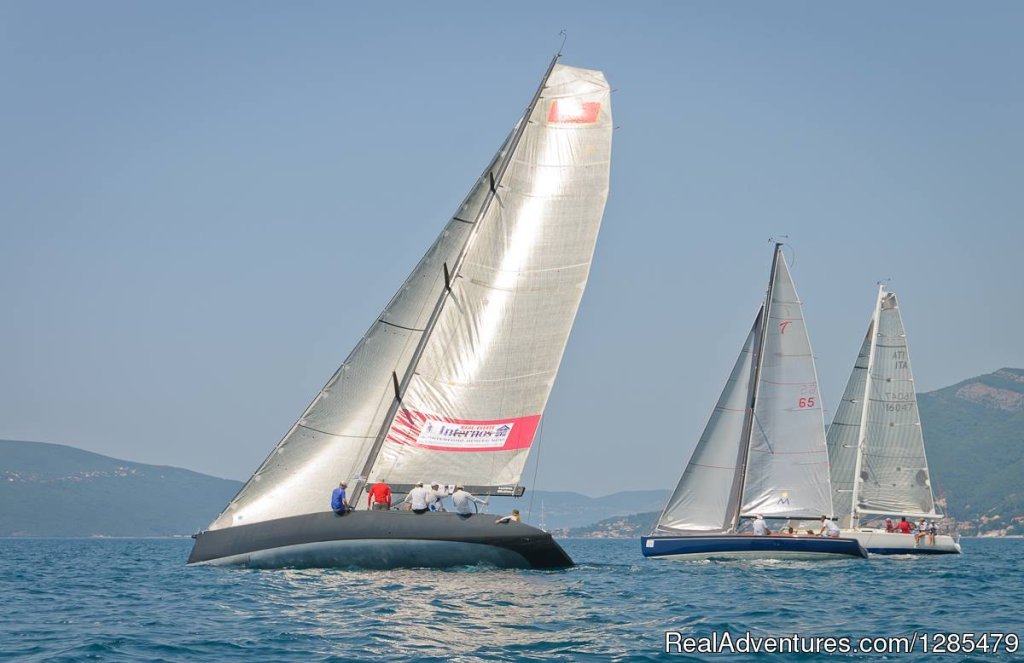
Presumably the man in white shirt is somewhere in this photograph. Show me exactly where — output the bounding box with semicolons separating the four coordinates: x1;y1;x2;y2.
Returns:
819;516;841;538
426;482;447;512
752;514;770;536
402;482;430;514
451;485;488;515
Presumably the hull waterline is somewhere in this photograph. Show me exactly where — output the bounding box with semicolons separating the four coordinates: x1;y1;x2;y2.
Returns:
188;511;573;570
842;529;962;555
640;534;868;561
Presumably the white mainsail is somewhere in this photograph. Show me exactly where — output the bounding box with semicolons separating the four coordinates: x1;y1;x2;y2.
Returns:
827;288;938;524
370;64;612;490
740;251;833;519
655;245;834;534
209;60;611;530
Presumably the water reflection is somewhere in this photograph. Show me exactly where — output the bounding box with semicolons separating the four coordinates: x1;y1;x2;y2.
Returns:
256;567;588;657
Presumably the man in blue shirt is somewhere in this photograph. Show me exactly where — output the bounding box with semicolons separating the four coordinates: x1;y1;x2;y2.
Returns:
331;481;350;515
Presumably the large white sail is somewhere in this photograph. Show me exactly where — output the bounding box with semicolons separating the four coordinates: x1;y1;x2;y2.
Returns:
854;291;938;518
208;61;611;529
654;313;760;533
369;64;612;489
825;324;872;528
740;250;833;519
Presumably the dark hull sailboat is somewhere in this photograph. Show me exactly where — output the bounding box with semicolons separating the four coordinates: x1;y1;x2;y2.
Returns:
189;511;573;569
187;56;612;571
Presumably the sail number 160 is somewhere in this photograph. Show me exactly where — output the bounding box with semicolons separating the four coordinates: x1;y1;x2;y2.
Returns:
798;397;815;408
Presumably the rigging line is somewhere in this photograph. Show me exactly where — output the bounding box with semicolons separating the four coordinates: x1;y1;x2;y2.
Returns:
527;417;545;523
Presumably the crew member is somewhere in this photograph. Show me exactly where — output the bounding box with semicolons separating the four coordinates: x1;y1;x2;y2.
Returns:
366;478;392;511
331;481;350;515
452;485;488;515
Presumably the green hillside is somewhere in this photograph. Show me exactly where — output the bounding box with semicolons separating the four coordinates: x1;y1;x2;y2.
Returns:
0;440;242;537
918;368;1024;532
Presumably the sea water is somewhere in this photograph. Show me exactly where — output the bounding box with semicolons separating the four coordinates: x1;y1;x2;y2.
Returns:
1;537;1021;661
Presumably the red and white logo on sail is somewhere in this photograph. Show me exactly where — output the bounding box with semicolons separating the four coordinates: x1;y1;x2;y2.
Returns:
387;410;541;452
547;99;600;124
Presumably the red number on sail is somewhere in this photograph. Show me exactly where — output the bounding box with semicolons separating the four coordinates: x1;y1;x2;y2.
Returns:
798;397;815;408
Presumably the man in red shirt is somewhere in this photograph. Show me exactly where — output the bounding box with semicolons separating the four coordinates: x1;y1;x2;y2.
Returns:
897;516;912;534
367;479;392;511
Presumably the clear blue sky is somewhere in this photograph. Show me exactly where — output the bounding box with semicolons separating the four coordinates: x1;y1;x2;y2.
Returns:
2;2;1021;496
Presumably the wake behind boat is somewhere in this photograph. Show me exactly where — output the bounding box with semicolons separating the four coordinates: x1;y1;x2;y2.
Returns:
188;55;612;570
642;244;866;561
826;287;961;555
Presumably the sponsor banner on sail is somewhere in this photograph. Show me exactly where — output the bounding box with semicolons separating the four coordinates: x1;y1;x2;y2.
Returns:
387;409;541;452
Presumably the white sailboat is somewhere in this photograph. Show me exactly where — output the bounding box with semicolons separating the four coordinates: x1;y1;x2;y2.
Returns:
827;287;961;554
188;55;613;569
642;244;866;560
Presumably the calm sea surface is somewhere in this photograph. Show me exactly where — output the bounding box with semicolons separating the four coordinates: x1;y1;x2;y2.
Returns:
1;537;1021;661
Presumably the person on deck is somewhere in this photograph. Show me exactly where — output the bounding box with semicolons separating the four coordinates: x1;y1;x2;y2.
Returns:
914;518;929;545
366;479;392;511
884;518;895;533
495;509;521;524
897;516;913;534
452;485;488;515
331;481;350;515
427;482;447;512
819;515;841;538
403;481;430;514
752;514;771;536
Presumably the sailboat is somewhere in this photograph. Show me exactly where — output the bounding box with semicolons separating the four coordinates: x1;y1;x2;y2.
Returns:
188;55;613;569
641;244;867;560
826;287;961;554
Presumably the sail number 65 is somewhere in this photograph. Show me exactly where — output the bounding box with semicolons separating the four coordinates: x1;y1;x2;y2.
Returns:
798;397;815;408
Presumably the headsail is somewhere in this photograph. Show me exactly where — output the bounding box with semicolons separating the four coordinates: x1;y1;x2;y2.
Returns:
208;61;611;530
740;247;833;519
825;322;872;528
850;290;938;519
654;312;760;533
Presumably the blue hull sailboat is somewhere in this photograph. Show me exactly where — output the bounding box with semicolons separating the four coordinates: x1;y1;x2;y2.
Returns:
642;244;867;561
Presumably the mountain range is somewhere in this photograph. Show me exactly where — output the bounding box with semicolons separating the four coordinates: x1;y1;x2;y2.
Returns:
2;368;1022;537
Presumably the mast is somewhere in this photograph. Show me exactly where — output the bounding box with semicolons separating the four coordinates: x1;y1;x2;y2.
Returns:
350;53;562;507
729;243;782;531
849;284;884;528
